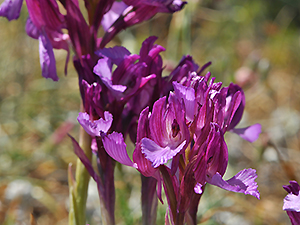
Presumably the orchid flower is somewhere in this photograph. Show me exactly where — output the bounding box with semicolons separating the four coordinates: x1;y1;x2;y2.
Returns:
172;72;261;142
169;73;261;198
77;111;113;137
141;93;190;173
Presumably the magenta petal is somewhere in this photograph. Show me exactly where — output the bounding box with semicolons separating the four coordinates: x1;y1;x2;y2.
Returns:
96;46;131;66
133;107;158;177
227;83;245;130
93;57;127;95
283;180;300;195
223;91;242;130
141;138;186;168
0;0;23;21
65;0;90;59
25;17;39;39
102;132;137;168
123;0;186;13
172;81;195;122
77;111;113;137
136;107;150;142
93;57;112;80
205;123;228;177
133;143;157;177
283;181;300;212
39;0;64;31
38;32;59;81
283;193;300;212
232;123;261;142
208;168;260;199
101;1;128;31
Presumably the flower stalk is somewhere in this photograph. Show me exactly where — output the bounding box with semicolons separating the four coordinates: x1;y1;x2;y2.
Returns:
69;124;92;225
160;166;177;223
96;138;116;225
141;175;158;225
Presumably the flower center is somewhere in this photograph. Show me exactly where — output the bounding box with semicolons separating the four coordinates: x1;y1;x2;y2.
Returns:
171;119;180;138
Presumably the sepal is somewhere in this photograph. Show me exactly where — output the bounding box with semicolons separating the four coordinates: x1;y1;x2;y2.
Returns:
231;123;262;143
102;132;138;168
208;168;260;199
0;0;23;21
38;31;59;81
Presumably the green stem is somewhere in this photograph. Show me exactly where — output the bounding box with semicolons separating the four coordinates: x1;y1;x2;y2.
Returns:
69;126;92;225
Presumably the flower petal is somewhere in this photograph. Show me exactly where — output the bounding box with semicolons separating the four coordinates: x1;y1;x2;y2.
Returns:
283;181;300;212
205;123;228;177
77;111;113;137
102;132;137;168
208;168;260;199
96;46;131;66
38;31;59;81
93;57;127;96
223;90;242;131
100;0;186;48
93;57;113;80
226;83;245;130
173;81;195;122
0;0;23;21
65;0;90;58
101;1;128;31
133;107;158;176
283;180;300;195
232;123;261;143
141;138;186;168
25;16;39;39
283;193;300;212
123;0;186;13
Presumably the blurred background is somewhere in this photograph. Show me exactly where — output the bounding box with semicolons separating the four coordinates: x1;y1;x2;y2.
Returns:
0;0;300;224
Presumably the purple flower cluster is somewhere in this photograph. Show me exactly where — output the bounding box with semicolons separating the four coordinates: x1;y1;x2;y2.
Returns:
76;38;261;223
1;1;263;224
